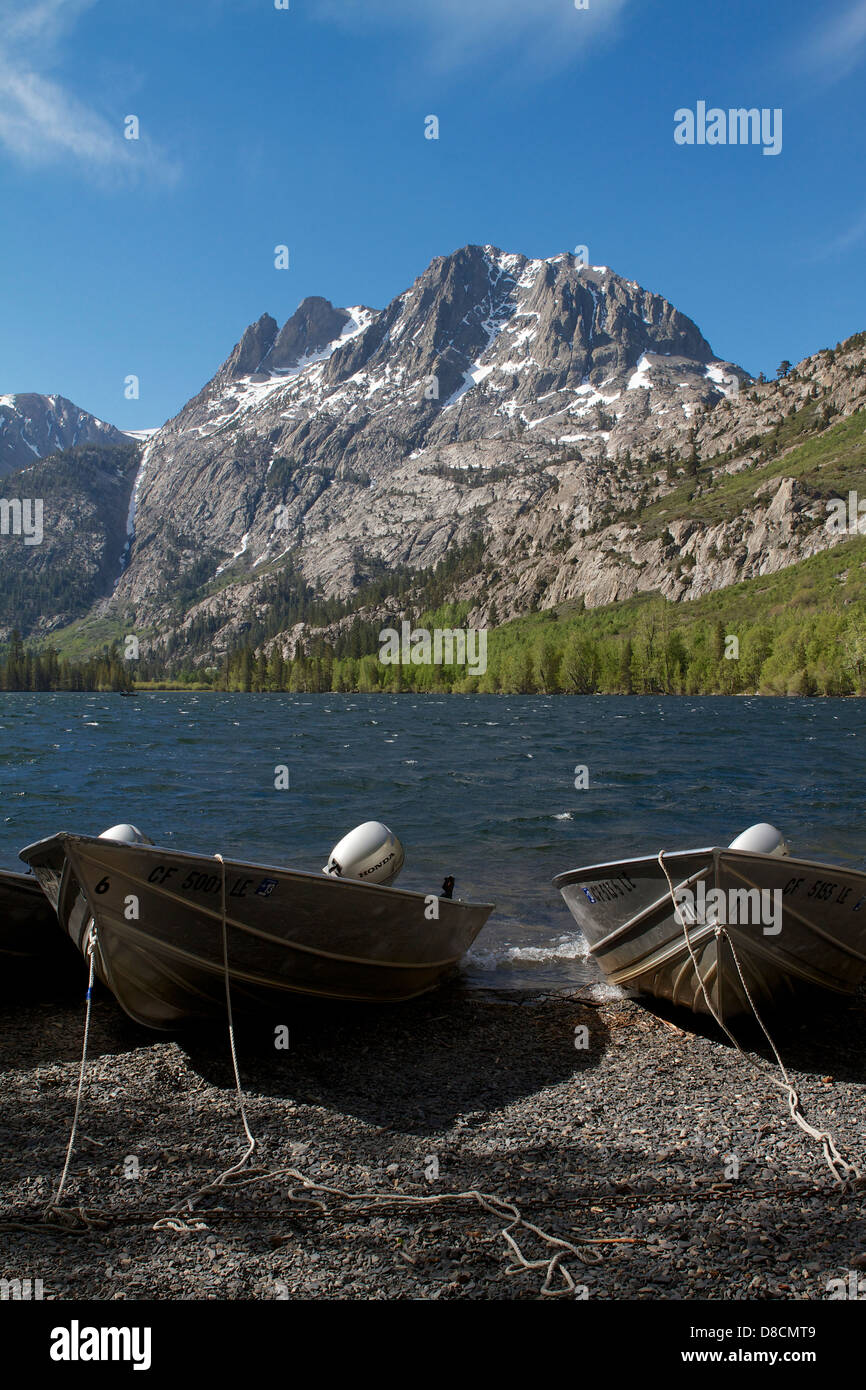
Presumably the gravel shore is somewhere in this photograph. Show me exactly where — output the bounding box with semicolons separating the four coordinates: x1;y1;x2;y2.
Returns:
1;982;864;1301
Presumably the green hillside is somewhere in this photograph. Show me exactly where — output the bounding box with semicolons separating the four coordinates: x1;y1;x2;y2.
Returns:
3;409;865;696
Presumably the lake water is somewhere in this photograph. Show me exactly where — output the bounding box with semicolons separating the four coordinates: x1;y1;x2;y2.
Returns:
1;693;864;992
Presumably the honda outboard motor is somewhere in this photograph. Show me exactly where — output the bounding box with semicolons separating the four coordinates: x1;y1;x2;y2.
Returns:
323;822;405;886
728;823;789;857
99;824;154;845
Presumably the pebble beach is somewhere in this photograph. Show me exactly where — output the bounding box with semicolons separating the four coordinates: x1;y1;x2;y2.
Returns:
2;982;864;1301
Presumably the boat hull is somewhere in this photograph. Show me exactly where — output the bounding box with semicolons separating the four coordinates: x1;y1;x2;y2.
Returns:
554;847;866;1020
20;834;494;1029
0;868;83;996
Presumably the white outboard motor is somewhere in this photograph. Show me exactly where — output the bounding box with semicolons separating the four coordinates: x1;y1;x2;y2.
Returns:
728;823;789;857
99;823;154;846
323;821;405;886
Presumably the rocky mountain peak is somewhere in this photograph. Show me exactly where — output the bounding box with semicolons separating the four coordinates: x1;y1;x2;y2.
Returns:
266;297;353;372
0;392;127;477
109;243;759;626
222;313;279;380
7;244;865;674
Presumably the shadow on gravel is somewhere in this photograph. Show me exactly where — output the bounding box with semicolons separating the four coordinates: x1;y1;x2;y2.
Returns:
175;983;610;1134
0;956;86;1007
2;1139;860;1302
629;984;866;1084
0;990;152;1067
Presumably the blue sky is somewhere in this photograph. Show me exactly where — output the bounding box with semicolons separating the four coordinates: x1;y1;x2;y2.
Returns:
1;0;865;431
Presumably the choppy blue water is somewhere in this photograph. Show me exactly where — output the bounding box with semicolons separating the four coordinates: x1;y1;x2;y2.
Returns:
1;693;864;991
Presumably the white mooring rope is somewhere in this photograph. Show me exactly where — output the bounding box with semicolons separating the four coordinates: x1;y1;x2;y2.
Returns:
153;853;599;1294
40;861;607;1292
48;921;98;1214
154;851;257;1227
658;850;861;1185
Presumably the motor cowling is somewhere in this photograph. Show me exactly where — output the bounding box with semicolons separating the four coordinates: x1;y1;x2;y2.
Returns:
323;821;405;886
99;823;154;846
728;823;789;857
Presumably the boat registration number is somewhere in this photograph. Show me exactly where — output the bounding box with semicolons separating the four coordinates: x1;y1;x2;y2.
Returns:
782;875;866;910
144;865;277;898
581;874;636;905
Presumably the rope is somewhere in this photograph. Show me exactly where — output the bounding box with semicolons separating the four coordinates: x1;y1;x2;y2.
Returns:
658;850;861;1186
27;849;857;1293
46;922;98;1216
3;1172;849;1237
722;926;860;1184
149;855;596;1294
657;852;743;1047
156;1163;601;1296
214;852;257;1172
154;852;256;1227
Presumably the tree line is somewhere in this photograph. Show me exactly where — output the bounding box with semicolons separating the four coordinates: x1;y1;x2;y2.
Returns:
0;632;133;692
4;604;863;696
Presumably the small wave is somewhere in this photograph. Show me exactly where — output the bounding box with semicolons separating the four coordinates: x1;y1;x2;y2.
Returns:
468;933;589;969
553;812;573;820
580;981;624;1002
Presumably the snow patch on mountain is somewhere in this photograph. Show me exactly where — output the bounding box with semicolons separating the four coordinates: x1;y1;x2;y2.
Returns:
705;362;740;399
627;354;654;390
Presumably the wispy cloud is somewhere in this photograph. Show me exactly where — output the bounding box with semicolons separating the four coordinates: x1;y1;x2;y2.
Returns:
0;0;178;182
824;207;866;257
790;0;866;84
314;0;629;73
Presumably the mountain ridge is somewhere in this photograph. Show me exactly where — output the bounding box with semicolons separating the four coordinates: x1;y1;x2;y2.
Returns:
112;244;748;619
2;245;864;673
0;393;128;478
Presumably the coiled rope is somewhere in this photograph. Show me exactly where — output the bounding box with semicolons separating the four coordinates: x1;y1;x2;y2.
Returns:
658;850;861;1185
154;852;599;1294
40;854;624;1293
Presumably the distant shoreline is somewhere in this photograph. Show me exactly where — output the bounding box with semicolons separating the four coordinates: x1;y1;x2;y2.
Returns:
2;686;863;699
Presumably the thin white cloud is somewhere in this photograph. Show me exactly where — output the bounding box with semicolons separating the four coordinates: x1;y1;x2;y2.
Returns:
0;0;178;181
5;0;93;44
825;208;866;256
314;0;629;72
790;0;866;83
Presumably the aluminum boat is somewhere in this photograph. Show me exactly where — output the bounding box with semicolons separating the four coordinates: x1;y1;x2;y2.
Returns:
20;823;494;1030
0;867;83;995
554;824;866;1021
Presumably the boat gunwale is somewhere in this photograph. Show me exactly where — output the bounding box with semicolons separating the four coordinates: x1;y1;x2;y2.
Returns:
0;866;47;891
19;832;495;913
552;845;866;889
73;887;479;973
